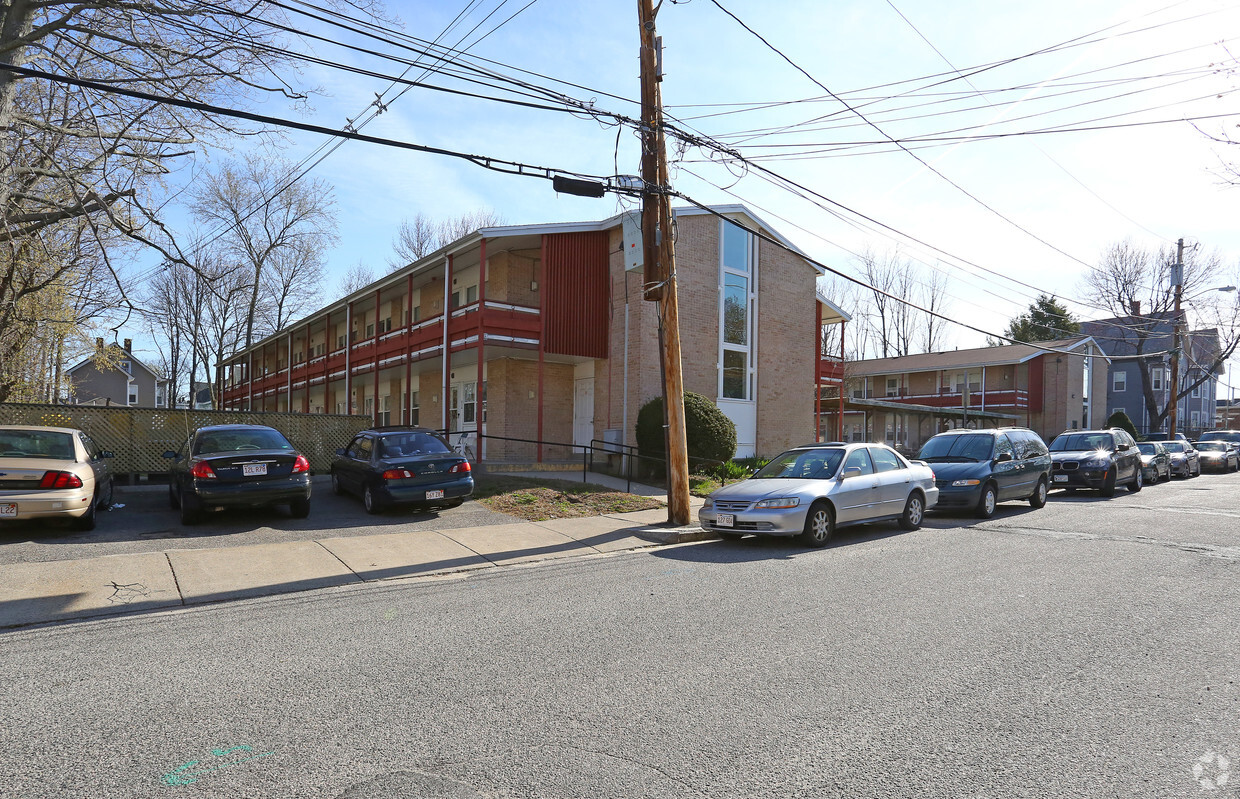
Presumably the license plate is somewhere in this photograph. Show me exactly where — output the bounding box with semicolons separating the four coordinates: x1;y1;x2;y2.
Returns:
426;489;444;500
717;513;735;527
0;503;15;518
242;463;268;477
1053;475;1068;483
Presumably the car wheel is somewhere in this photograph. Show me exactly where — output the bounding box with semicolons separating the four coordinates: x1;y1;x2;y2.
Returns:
797;501;834;547
718;531;744;541
179;488;199;525
898;492;925;531
100;479;114;510
1128;466;1143;493
363;484;383;515
1100;468;1117;497
1193;462;1201;477
169;484;180;509
331;472;345;496
975;483;998;519
289;497;311;519
72;491;98;531
1029;477;1048;508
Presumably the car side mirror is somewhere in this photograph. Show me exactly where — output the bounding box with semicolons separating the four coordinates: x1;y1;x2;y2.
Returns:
162;450;178;459
1116;443;1130;451
100;450;114;459
995;452;1013;463
840;466;863;480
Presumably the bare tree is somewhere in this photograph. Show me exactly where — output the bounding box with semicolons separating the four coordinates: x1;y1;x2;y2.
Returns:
189;153;336;348
389;209;505;270
339;261;376;295
850;248;951;359
1082;238;1240;433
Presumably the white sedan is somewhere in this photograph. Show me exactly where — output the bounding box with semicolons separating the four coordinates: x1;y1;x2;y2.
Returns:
699;442;938;547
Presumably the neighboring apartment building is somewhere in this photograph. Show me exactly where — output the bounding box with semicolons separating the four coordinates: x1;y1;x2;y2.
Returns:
1081;310;1220;437
67;338;170;408
839;337;1109;453
219;205;849;460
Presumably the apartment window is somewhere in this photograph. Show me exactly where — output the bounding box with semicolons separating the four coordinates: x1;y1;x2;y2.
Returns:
466;285;478;305
128;392;138;405
365;397;374;415
337;334;346;349
378;396;391;426
366;323;375;337
412;306;421;324
886;378;898;397
1151;369;1163;391
1112;407;1126;416
1113;372;1126;392
1191;410;1201;430
1191;382;1201;399
719;220;754;401
381;318;392;333
409;391;419;426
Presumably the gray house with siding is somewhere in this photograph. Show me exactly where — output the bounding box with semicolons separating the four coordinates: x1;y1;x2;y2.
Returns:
67;338;170;408
1080;312;1219;437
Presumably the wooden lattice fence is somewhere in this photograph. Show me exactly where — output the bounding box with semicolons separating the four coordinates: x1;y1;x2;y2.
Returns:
0;404;371;474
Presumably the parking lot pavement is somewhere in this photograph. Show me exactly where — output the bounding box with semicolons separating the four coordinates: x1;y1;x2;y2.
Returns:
0;475;528;566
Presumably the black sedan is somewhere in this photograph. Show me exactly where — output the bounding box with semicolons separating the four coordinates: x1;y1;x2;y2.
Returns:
330;427;473;514
1196;441;1240;472
164;424;311;525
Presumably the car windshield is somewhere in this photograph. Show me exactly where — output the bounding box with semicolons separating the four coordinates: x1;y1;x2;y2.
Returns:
0;430;75;460
1162;442;1186;453
752;449;845;479
378;432;450;458
917;433;994;462
1049;433;1113;452
1137;443;1157;455
1196;442;1226;452
1200;432;1240;442
194;429;293;454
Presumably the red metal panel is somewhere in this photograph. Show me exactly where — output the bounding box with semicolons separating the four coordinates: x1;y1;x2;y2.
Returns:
1027;359;1044;413
544;231;609;358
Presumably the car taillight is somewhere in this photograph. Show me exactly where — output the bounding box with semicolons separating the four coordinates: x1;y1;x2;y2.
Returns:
39;471;83;489
450;462;471;473
292;455;310;473
190;460;217;479
382;469;415;480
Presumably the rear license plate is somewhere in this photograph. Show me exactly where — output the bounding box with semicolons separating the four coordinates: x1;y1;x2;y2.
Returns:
1053;475;1068;483
0;503;15;518
717;513;735;527
426;489;444;500
242;463;268;477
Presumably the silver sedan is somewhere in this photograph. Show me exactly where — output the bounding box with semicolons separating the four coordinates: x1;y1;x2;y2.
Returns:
699;442;939;547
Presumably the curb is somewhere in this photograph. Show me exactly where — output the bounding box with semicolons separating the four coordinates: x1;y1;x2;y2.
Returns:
633;525;716;544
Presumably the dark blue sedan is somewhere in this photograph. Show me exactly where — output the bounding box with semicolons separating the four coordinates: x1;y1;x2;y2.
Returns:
330;427;473;514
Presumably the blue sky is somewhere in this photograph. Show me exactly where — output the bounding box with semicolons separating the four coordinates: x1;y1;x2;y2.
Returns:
140;0;1240;388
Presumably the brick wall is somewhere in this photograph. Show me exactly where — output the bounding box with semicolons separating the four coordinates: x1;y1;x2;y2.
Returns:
755;230;815;455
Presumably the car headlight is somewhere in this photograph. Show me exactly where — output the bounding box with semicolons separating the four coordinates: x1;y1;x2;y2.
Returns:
1081;457;1110;468
951;479;981;487
702;498;713;510
754;497;800;509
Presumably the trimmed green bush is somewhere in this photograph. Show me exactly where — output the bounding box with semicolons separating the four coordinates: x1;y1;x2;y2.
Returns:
1106;409;1139;440
635;391;737;467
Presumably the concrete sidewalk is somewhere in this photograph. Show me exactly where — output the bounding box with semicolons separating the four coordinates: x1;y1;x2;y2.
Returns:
0;505;713;630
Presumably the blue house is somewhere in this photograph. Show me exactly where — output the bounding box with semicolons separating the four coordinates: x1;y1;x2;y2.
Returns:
1081;310;1220;438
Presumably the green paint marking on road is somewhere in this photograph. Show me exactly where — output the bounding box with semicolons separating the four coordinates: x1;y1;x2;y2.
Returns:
161;745;275;787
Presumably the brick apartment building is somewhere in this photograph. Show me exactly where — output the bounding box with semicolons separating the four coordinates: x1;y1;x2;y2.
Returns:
219;205;849;462
839;336;1109;453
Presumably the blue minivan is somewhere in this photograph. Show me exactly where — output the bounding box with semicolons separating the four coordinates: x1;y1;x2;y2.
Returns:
916;427;1052;518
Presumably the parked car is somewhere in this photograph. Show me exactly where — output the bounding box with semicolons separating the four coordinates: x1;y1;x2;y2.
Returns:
165;424;311;525
1157;440;1200;478
916;427;1050;518
699;442;938;547
1194;440;1239;472
1199;429;1240;446
1137;441;1172;484
1048;428;1143;495
0;425;114;531
331;427;473;514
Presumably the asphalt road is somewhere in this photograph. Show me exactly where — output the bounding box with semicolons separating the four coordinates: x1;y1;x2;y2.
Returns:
0;476;526;566
2;472;1239;798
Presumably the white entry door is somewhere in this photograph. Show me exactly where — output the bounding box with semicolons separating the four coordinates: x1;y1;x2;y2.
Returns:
573;363;595;451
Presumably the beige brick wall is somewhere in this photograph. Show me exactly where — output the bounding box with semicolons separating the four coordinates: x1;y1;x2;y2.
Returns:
756;231;815;455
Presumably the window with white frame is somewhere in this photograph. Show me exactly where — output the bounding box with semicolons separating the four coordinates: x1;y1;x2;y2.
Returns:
1113;372;1126;392
1151;368;1163;391
886;377;898;397
1191;410;1200;430
719;220;754;401
1112;407;1125;416
1191;380;1201;399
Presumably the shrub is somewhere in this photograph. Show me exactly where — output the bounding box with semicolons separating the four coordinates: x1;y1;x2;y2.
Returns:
635;391;737;467
1106;409;1139;440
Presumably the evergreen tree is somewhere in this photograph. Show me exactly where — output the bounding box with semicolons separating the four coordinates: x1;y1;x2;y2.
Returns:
998;295;1080;344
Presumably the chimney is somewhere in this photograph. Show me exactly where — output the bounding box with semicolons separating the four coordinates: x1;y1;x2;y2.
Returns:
123;338;132;352
1129;300;1141;316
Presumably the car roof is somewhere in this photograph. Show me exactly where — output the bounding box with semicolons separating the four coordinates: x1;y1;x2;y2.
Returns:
0;425;82;434
193;424;279;433
361;426;443;435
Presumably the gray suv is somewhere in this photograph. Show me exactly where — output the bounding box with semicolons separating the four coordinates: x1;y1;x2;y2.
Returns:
1048;428;1143;496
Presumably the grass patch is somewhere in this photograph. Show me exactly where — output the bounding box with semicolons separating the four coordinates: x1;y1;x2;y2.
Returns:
474;474;664;521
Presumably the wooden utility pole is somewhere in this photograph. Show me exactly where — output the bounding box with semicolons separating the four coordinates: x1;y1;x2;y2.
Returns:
1168;237;1185;438
638;0;690;526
